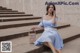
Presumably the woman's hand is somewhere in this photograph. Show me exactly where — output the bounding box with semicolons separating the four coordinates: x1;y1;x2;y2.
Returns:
31;26;43;31
31;27;36;31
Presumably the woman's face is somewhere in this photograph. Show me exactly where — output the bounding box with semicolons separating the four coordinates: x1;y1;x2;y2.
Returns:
48;5;54;13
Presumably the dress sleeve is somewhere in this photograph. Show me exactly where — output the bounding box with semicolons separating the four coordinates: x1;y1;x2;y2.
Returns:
55;16;61;21
54;23;57;27
55;17;58;21
38;20;43;27
38;15;45;27
54;17;58;27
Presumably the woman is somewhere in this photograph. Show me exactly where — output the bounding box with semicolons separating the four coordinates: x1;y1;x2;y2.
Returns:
31;3;64;53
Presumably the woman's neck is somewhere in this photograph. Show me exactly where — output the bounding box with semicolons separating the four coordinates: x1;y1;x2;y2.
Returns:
48;13;53;17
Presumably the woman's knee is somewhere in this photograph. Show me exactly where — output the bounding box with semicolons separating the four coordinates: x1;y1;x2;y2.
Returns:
43;42;49;47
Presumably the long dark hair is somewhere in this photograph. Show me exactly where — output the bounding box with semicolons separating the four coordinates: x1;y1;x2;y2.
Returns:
46;3;56;16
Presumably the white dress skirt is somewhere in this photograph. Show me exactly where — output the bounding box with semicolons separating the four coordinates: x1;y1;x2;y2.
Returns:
34;18;64;50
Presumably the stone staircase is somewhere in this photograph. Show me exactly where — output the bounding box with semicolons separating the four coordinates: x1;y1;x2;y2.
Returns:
0;6;33;17
0;6;80;53
26;25;80;53
42;38;80;53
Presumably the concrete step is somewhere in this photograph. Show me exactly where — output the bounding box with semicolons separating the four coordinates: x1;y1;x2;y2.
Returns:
0;19;40;29
0;34;42;53
0;19;70;29
0;8;7;10
0;12;25;14
42;38;80;53
0;9;12;10
0;14;33;17
62;38;80;53
0;22;70;41
0;16;41;22
0;6;3;7
0;8;12;10
0;10;18;12
0;6;7;8
0;25;80;53
27;26;80;53
0;6;14;10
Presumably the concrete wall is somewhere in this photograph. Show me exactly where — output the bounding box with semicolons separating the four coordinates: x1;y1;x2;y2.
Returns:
0;0;80;27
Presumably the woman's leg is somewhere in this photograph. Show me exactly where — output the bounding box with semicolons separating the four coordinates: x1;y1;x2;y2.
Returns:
56;49;62;53
43;42;49;47
44;42;57;53
44;42;62;53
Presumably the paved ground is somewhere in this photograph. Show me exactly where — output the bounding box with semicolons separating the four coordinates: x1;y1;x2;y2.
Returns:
0;34;41;53
62;38;80;53
42;38;80;53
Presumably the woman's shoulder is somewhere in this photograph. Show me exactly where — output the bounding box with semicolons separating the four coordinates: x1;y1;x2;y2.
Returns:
42;15;47;19
42;15;46;17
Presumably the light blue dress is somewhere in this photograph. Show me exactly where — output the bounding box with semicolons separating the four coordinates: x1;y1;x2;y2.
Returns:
34;16;64;50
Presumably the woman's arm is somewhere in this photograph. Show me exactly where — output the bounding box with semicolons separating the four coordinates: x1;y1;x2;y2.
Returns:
54;17;57;24
54;11;58;30
31;25;43;30
54;11;57;24
31;19;44;30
